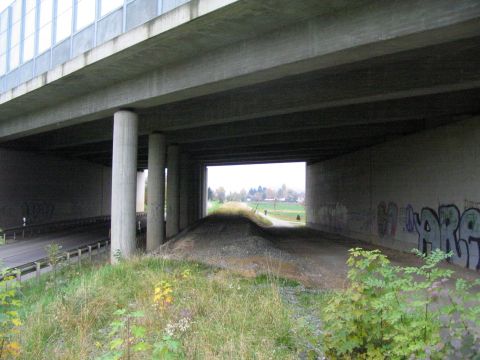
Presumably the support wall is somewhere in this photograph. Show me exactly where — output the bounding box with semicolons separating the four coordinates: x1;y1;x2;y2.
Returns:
306;116;480;270
0;148;111;228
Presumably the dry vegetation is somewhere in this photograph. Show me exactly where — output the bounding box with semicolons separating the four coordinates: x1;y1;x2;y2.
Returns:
15;257;315;359
209;202;272;227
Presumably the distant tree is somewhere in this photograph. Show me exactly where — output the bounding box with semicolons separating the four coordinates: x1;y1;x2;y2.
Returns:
216;187;226;203
208;187;214;201
240;188;247;202
266;188;276;199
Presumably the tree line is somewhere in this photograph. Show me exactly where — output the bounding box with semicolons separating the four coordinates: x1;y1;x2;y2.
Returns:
208;184;304;203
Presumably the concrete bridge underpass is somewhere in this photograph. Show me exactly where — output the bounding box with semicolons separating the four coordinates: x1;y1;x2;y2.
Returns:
0;0;479;271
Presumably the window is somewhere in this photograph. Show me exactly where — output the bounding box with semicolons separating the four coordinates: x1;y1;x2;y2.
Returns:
38;0;53;53
23;0;36;62
100;0;123;17
56;0;72;43
0;10;8;75
9;0;22;69
76;0;95;31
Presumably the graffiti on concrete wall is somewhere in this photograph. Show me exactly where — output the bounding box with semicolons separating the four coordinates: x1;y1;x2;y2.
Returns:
377;201;398;238
349;210;375;232
316;203;348;231
414;205;480;271
404;204;416;233
21;201;55;223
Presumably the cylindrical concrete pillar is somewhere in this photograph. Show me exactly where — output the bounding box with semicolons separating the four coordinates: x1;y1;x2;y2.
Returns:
198;164;208;219
147;133;166;250
188;161;200;224
136;171;146;212
179;153;190;231
203;166;209;217
111;110;138;262
166;145;180;238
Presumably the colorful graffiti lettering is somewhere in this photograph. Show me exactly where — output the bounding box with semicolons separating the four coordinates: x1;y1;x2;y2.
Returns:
405;204;415;233
414;205;480;271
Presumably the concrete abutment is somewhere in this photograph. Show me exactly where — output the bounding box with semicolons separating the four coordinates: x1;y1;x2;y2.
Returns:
305;116;480;271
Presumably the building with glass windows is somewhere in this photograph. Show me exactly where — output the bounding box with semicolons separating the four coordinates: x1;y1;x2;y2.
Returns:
0;0;188;92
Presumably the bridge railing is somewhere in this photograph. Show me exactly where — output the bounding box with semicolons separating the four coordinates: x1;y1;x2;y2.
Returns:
0;211;147;281
1;237;111;282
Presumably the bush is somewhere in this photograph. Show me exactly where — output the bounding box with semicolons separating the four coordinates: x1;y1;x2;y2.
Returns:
0;265;22;358
322;248;480;359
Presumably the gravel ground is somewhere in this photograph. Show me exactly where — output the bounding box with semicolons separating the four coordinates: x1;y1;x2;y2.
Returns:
155;214;479;288
155;214;307;279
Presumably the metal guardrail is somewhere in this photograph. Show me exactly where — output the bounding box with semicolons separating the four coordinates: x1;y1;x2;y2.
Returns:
1;212;147;243
0;212;148;281
2;238;111;283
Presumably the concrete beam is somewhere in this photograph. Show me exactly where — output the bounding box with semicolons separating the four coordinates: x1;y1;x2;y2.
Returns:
182;121;420;152
140;42;480;132
111;110;138;262
13;88;480;151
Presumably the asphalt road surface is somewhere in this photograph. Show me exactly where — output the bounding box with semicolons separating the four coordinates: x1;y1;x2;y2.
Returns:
0;224;110;269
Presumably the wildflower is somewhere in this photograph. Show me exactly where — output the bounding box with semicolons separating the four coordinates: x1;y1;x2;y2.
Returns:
164;316;192;337
165;322;176;337
5;342;21;356
153;281;173;310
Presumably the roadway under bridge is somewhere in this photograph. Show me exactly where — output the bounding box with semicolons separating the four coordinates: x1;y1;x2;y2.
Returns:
0;0;479;271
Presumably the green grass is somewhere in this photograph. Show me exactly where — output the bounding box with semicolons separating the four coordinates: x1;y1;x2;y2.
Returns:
15;257;319;359
207;200;222;214
246;201;305;223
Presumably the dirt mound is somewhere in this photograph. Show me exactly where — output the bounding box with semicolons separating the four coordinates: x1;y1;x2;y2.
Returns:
155;214;306;281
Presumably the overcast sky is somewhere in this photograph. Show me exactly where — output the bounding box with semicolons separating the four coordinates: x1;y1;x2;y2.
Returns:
207;162;306;194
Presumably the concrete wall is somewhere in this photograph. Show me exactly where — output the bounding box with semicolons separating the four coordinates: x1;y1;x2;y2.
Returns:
306;116;480;271
0;149;111;228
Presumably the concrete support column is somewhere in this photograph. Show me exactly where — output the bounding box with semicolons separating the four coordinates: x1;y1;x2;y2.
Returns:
188;161;200;224
198;164;208;219
146;133;166;250
136;171;146;212
179;153;190;231
166;145;180;238
111;110;138;262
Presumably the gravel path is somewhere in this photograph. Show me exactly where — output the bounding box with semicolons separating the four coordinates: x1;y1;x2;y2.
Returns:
155;214;479;288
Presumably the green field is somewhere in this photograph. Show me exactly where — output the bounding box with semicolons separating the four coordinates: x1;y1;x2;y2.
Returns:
207;200;222;214
246;201;305;223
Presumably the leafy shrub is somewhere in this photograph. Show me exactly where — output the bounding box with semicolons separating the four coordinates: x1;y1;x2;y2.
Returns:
322;248;480;359
96;308;149;360
0;266;22;358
